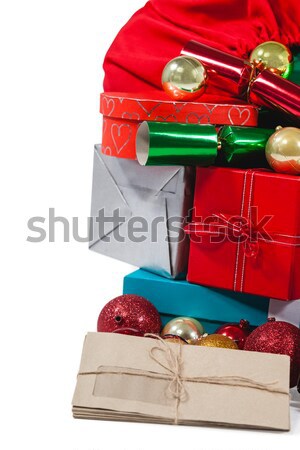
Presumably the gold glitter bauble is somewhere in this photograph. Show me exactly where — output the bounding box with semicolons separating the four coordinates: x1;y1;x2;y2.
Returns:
265;126;300;175
196;334;238;349
161;317;205;344
162;56;207;101
249;41;293;79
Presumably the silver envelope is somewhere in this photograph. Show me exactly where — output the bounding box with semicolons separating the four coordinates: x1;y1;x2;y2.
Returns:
89;145;195;278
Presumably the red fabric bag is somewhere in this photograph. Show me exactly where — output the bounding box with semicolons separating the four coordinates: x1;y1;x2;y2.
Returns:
103;0;300;102
187;167;300;301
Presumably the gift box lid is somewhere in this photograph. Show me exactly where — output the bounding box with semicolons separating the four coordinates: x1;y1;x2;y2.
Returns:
123;269;271;327
100;91;259;126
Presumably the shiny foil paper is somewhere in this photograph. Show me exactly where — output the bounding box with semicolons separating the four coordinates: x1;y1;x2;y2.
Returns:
250;70;300;123
136;122;218;166
217;126;274;168
89;145;194;279
181;40;252;97
182;41;300;122
100;92;259;159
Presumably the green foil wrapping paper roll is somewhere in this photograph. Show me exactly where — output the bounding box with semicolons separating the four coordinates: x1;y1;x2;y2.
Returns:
217;126;274;168
136;121;218;166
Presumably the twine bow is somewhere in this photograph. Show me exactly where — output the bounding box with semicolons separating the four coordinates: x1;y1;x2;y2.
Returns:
145;334;186;424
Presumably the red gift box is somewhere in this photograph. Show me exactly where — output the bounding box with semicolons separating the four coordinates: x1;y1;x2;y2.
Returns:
187;167;300;301
100;92;259;159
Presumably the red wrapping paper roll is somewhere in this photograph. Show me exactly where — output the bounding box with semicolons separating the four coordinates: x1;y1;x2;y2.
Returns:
249;70;300;122
182;40;252;98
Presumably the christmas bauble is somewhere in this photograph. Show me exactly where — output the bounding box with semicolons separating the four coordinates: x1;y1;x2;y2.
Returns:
97;294;162;336
162;56;207;101
162;334;187;345
197;334;239;349
244;319;300;387
265;126;300;175
215;319;251;349
249;41;293;79
161;317;205;344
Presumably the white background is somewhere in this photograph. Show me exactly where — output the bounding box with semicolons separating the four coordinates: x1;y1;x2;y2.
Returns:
0;1;299;449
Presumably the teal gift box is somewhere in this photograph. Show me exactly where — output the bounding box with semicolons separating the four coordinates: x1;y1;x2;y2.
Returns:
123;270;300;334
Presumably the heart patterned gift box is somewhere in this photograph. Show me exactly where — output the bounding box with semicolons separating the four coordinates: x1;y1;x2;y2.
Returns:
100;92;259;159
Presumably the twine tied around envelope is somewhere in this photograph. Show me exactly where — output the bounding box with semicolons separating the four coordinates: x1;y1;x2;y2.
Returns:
78;333;288;425
146;334;186;424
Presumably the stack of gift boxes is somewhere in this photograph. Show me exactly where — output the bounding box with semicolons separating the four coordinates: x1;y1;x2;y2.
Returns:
93;91;300;331
91;41;300;332
73;40;300;430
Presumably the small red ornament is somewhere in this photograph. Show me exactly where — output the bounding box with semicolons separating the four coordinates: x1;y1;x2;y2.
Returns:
244;318;300;387
97;294;162;336
215;319;251;349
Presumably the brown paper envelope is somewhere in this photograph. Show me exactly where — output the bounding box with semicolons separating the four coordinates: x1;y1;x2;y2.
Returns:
72;332;290;430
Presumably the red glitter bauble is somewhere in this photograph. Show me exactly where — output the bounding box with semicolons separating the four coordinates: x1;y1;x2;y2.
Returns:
97;294;162;336
244;319;300;387
215;319;251;349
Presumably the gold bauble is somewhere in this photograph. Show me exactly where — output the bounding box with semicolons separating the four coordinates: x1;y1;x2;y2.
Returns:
249;41;293;79
196;334;238;350
162;56;207;101
161;317;205;344
265;126;300;175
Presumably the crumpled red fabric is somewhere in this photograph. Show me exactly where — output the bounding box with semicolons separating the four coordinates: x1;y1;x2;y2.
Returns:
103;0;300;102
